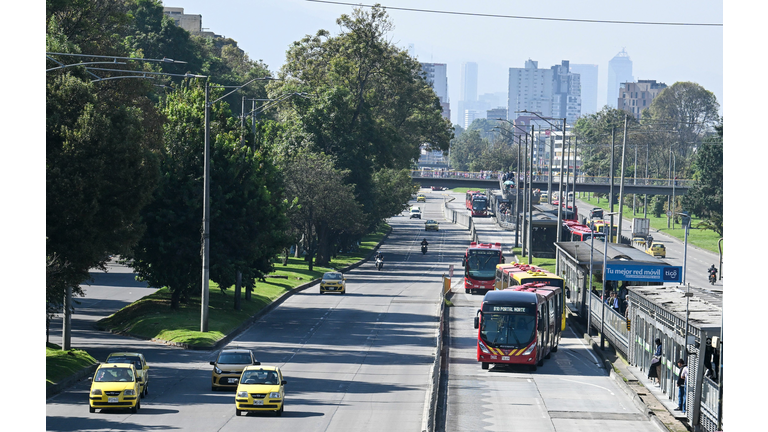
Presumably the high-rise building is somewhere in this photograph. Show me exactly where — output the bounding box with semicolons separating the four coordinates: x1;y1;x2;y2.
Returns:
570;64;598;115
508;59;581;125
607;49;633;109
618;80;667;120
458;62;478;125
420;63;450;119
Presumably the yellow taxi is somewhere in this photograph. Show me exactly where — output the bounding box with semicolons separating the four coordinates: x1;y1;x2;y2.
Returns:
646;242;666;258
211;349;260;391
417;193;426;202
105;352;149;397
234;366;286;417
319;271;346;294
424;219;439;231
89;363;141;413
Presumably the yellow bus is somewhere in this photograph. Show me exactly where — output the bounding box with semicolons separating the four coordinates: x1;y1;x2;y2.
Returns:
495;263;566;331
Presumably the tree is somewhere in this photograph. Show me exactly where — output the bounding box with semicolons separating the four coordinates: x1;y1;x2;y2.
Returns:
448;129;486;171
574;107;639;177
129;82;288;308
681;123;723;236
272;5;452;230
644;81;720;158
46;67;162;315
281;151;365;270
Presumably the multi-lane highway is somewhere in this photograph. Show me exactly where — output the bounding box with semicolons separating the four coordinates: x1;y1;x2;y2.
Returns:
46;190;668;431
46;193;460;431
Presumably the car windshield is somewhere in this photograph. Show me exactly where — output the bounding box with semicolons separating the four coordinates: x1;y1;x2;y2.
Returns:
240;370;279;385
426;220;436;224
94;367;134;383
324;273;342;280
218;352;252;364
107;356;142;370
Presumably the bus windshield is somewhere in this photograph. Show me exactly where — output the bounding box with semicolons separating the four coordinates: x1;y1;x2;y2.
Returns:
480;311;536;348
473;198;487;211
466;250;500;280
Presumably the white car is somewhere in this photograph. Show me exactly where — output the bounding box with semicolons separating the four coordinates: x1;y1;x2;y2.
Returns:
409;207;422;219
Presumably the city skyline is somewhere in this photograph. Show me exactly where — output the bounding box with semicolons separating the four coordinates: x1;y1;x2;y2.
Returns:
156;0;723;126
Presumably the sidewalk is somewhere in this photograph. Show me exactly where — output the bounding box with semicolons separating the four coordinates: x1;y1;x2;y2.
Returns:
567;307;690;432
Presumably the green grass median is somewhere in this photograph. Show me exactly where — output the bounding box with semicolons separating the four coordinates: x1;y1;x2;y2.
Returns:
46;344;98;387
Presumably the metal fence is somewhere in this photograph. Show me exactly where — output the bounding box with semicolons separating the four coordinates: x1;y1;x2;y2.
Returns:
585;286;722;432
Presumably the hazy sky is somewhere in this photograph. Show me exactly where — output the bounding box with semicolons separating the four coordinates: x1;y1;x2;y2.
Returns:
162;0;723;124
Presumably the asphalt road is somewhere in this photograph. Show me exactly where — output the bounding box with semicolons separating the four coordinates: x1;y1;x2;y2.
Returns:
441;290;662;432
46;193;463;432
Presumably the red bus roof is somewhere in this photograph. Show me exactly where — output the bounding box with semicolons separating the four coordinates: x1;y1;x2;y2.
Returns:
469;242;501;250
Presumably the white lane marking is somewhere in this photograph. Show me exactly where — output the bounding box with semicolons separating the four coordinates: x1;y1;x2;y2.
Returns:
567;325;602;367
558;377;615;396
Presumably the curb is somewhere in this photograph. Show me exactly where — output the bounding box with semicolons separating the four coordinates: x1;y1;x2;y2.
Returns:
46;362;99;399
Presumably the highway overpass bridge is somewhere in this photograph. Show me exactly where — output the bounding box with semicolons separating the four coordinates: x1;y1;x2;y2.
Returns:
410;172;689;196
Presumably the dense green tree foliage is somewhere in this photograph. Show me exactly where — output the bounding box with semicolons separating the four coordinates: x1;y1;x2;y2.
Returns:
682;124;723;236
281;151;365;270
268;5;452;264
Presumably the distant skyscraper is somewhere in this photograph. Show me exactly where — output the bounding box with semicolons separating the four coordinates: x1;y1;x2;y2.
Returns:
570;64;598;115
458;62;478;125
607;49;633;108
420;62;450;119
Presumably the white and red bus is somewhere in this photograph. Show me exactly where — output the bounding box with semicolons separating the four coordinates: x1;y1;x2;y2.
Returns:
473;282;563;371
465;191;488;217
462;242;504;294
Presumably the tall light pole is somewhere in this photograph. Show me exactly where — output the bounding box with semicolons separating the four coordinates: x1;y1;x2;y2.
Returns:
617;115;628;244
600;211;619;350
200;77;280;332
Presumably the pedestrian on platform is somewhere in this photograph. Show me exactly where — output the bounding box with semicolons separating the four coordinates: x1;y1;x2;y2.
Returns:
648;338;662;385
675;359;688;412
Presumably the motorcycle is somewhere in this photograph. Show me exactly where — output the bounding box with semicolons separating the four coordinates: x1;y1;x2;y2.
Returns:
421;244;428;255
375;257;383;271
708;272;716;285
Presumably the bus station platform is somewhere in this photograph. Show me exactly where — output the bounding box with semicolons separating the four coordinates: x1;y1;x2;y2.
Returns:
566;306;692;432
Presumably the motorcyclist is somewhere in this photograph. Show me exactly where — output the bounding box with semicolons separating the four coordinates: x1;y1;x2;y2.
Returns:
421;238;429;247
708;264;717;280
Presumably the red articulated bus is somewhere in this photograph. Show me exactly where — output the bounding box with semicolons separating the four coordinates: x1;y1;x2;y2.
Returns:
462;242;504;294
473;282;563;371
465;191;489;217
561;221;604;242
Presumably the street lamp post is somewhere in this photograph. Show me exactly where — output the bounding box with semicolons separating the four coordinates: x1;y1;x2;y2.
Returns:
600;211;619;350
200;77;280;332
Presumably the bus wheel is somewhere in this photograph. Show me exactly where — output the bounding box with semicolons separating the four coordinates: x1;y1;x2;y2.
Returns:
537;357;544;367
481;362;489;370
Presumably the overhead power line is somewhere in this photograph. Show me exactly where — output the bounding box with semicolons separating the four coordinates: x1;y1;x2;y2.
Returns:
306;0;723;27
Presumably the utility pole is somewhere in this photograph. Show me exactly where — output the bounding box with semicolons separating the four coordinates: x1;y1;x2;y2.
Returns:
617;115;628;243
